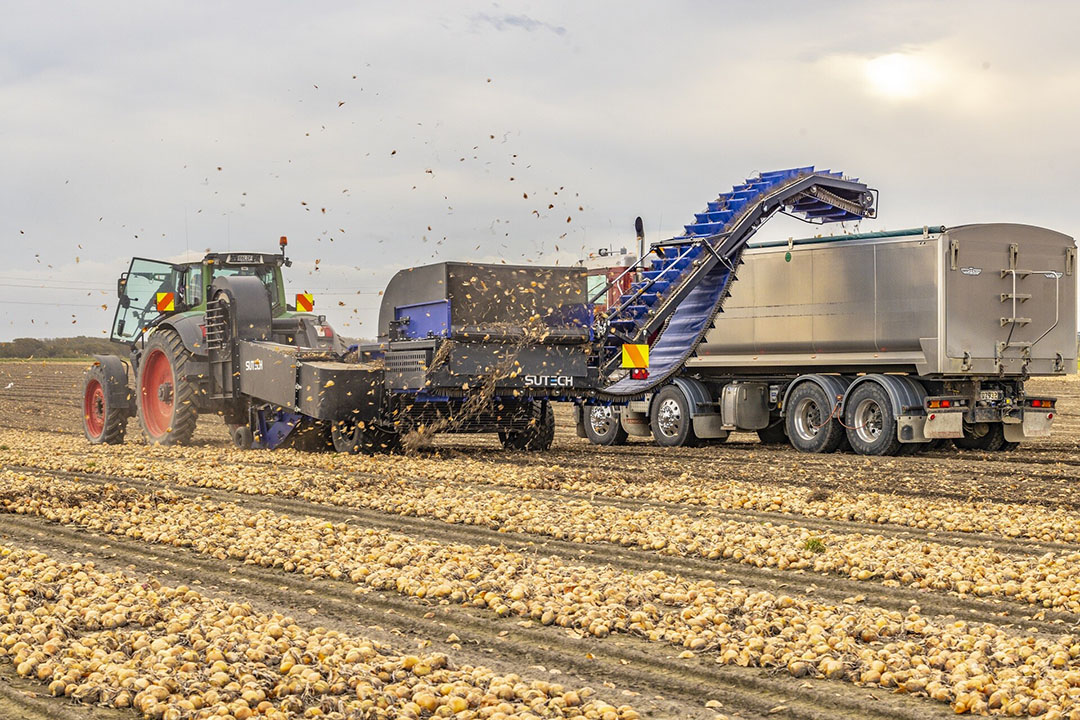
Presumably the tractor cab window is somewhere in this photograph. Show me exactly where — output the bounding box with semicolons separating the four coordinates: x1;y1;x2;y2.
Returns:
209;265;279;308
111;258;182;344
185;266;204;307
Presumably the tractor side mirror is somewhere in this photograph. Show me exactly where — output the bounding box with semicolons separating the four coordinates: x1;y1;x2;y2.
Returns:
117;273;128;299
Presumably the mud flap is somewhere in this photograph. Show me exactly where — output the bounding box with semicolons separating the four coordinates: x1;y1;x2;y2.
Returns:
1003;410;1053;441
896;415;929;443
692;414;727;439
572;404;587;438
620;409;651;437
924;410;964;439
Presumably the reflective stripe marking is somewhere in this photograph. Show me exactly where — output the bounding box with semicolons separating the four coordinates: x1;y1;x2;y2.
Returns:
621;343;649;369
296;293;314;312
155;292;175;312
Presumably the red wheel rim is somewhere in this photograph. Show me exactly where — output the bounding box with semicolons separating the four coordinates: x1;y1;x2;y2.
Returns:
84;379;105;438
140;349;174;439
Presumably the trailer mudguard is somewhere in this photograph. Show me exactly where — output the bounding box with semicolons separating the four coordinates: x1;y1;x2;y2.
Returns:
669;376;713;415
841;374;927;418
780;374;851;417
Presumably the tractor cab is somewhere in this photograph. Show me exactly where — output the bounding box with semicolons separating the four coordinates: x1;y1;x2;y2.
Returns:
112;251;287;345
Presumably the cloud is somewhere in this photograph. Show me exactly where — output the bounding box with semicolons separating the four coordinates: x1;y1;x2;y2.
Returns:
0;1;1078;340
471;12;567;36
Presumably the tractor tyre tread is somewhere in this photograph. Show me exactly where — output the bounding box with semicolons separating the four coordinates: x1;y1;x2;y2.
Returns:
136;329;198;446
82;363;128;445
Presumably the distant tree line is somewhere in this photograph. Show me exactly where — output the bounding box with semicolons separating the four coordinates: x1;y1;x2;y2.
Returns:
0;336;118;358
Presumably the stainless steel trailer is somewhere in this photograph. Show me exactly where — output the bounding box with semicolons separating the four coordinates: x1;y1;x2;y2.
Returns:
583;223;1077;454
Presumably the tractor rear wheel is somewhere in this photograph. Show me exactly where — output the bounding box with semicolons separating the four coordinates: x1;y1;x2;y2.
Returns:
82;362;128;444
136;329;198;445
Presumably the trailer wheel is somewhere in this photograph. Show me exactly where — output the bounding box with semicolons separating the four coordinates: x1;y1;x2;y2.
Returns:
785;382;844;454
136;329;198;446
500;401;555;451
844;382;902;456
82;363;128;444
954;423;1015;452
584;405;629;446
757;420;787;445
649;385;700;447
894;442;921;456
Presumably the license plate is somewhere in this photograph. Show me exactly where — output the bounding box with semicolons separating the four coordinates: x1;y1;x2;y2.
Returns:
980;390;1004;401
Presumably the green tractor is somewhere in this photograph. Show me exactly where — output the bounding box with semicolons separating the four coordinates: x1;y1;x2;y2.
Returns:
82;237;342;446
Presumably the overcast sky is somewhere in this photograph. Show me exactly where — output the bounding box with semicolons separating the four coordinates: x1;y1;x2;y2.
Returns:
1;1;1078;341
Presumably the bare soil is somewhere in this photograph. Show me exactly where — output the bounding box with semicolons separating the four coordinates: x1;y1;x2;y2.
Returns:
3;360;1079;718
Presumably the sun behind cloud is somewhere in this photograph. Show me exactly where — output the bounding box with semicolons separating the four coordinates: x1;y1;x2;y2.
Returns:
864;52;936;100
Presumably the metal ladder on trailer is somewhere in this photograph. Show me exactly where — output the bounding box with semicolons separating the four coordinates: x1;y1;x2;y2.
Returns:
593;167;878;398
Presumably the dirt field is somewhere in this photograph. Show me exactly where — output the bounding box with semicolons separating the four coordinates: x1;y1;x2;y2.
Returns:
2;360;1080;719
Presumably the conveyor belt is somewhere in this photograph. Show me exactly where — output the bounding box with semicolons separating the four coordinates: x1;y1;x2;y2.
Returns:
603;263;732;396
597;167;876;399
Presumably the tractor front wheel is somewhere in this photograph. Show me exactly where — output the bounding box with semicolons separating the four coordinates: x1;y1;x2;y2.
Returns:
82;362;129;444
136;329;198;445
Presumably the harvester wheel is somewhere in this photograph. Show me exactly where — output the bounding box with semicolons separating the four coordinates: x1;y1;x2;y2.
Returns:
82;362;129;444
584;405;628;446
371;428;403;454
500;401;555;451
136;329;197;446
230;424;254;449
281;419;332;452
332;420;400;454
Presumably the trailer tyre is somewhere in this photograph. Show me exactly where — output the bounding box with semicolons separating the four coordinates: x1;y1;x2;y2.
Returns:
136;329;198;446
844;382;902;456
954;423;1015;452
584;405;629;446
650;385;700;448
500;401;555;451
757;420;788;445
82;363;128;445
785;382;844;454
